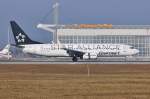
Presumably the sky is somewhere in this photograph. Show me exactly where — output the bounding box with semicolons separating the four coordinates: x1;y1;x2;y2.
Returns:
0;0;150;48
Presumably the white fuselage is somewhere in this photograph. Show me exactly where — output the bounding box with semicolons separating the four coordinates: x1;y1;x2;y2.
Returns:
20;44;139;58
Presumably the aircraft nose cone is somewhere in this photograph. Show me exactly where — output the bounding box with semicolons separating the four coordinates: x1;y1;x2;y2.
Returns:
134;49;139;55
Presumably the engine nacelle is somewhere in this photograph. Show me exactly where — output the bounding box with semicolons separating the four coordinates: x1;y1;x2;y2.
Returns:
83;53;97;59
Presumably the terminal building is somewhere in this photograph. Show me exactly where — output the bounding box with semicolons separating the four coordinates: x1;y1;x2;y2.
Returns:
37;0;150;61
37;24;150;61
58;25;150;57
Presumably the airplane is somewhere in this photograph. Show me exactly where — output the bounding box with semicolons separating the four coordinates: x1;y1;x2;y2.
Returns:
0;44;12;59
10;21;139;62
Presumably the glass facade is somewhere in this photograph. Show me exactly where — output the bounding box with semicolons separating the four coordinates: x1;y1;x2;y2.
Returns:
59;35;150;57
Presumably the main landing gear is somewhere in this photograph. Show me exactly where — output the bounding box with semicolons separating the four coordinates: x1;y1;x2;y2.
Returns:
72;57;78;62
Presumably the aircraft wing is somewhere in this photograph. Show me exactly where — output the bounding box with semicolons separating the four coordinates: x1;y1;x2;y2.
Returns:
62;48;85;57
10;44;25;48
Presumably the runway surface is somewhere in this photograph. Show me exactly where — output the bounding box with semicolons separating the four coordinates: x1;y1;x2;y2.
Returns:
0;61;150;64
0;57;150;64
0;62;150;65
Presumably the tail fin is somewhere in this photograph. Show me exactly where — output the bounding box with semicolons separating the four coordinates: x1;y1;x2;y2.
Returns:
10;21;42;45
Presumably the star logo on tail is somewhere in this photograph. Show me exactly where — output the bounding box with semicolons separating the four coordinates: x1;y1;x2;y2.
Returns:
16;33;26;43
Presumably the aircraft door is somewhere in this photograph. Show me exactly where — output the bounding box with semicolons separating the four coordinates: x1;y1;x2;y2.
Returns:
123;45;127;52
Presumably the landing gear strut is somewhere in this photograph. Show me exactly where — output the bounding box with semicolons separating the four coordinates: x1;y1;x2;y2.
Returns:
72;57;78;62
80;56;83;60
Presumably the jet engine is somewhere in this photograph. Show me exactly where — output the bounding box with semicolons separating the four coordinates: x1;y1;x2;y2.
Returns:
83;53;97;59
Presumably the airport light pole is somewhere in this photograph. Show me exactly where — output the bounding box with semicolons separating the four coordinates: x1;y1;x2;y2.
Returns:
52;0;60;43
52;0;60;25
37;0;60;44
7;27;10;60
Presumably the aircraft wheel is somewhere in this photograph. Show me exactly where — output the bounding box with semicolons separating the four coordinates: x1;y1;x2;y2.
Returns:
72;57;78;62
80;56;83;60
